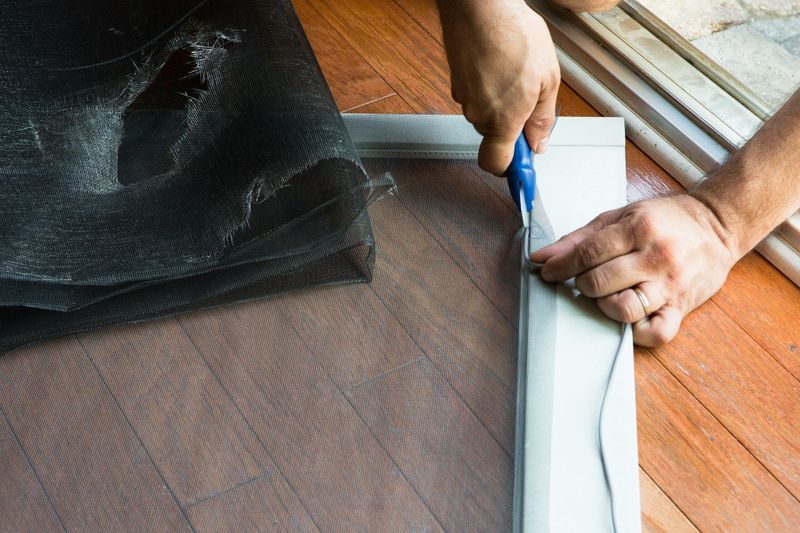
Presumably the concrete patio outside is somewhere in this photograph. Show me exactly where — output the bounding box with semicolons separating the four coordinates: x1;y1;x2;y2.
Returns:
638;0;800;110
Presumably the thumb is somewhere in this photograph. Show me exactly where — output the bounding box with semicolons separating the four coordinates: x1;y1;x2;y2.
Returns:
523;81;558;154
478;129;523;176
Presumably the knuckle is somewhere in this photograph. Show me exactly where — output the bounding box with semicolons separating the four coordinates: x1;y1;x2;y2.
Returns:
650;327;675;347
664;268;682;287
462;104;480;125
632;210;658;239
577;269;605;297
619;299;641;323
590;211;614;231
543;69;561;89
482;109;515;134
618;214;636;239
575;241;601;268
650;240;678;265
528;114;555;132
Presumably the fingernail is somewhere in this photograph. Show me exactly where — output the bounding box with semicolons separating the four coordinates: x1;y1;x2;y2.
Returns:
534;137;549;154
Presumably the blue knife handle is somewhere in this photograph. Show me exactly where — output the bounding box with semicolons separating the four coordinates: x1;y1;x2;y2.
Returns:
506;134;536;214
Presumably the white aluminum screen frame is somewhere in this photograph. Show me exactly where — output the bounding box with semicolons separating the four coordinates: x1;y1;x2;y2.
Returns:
344;113;641;533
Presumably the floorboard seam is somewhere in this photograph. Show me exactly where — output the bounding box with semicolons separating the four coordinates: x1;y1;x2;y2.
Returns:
175;318;324;533
308;3;446;114
343;92;397;112
391;0;443;45
643;346;800;505
638;464;701;531
393;189;517;326
708;297;800;382
366;283;513;460
0;405;68;532
280;308;445;529
343;355;426;393
75;335;197;532
345;348;516;531
478;176;525;218
302;0;420;112
341;382;448;532
185;472;269;510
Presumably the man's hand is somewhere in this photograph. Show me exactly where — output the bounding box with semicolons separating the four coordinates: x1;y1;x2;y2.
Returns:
438;0;560;175
529;88;800;346
531;194;739;346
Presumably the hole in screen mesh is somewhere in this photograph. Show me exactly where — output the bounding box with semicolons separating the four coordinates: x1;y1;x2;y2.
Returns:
116;42;223;186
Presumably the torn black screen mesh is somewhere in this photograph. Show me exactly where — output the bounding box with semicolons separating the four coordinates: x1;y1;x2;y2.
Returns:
0;0;391;351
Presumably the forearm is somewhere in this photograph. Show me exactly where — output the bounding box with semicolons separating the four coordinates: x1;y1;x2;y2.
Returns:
692;90;800;259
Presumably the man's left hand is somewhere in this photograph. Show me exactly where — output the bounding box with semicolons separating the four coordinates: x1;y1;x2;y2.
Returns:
530;193;739;346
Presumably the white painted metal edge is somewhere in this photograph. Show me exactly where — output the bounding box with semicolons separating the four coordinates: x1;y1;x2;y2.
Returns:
525;122;640;532
342;114;624;159
555;49;707;186
581;9;762;145
758;235;800;287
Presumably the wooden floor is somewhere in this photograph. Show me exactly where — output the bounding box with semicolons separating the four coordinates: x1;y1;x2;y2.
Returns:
2;1;800;531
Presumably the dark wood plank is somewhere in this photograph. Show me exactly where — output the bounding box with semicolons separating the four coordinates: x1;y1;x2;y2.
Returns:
635;349;800;530
187;474;318;532
624;149;683;202
346;357;512;532
0;412;63;533
650;303;800;500
280;284;423;391
292;0;396;112
79;319;275;507
368;195;516;453
367;158;521;323
177;301;442;532
0;340;189;532
349;78;518;458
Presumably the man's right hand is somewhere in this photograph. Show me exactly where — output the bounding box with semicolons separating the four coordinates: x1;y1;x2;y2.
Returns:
438;0;560;175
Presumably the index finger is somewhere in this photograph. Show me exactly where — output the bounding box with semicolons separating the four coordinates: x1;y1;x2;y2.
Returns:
538;220;636;282
531;209;620;263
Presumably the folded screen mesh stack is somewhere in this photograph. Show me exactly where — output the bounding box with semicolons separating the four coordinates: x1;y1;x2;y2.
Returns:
0;0;391;350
